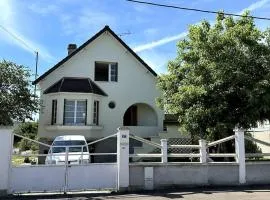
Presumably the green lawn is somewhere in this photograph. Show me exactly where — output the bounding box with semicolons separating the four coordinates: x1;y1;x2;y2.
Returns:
12;155;38;166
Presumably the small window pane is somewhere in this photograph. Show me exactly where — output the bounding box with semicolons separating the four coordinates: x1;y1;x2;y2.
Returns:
64;112;75;118
64;118;74;124
110;63;118;82
65;100;74;106
76;117;85;124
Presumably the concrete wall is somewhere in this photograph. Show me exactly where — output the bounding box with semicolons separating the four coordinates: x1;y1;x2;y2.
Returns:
0;127;13;195
129;162;270;190
38;30;164;140
246;162;270;184
10;164;117;193
208;164;239;185
137;103;157;126
129;163;240;190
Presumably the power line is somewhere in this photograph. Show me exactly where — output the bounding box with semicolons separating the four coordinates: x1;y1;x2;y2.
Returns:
126;0;270;21
0;24;39;94
0;24;36;53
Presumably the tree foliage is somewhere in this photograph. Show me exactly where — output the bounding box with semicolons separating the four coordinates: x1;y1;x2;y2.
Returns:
157;12;270;140
13;122;38;151
0;60;38;125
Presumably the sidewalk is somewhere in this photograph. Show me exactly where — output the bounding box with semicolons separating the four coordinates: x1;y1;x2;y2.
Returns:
2;185;270;200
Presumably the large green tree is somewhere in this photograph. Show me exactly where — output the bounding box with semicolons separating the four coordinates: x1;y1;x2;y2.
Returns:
0;60;38;125
157;13;270;140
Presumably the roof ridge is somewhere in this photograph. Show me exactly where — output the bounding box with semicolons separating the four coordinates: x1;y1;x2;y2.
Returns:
33;26;157;85
87;78;94;92
59;77;65;92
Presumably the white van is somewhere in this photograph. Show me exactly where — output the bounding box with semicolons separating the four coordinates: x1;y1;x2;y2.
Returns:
45;135;90;165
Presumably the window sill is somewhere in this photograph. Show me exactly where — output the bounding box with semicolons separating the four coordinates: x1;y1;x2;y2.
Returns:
94;81;118;83
45;125;103;131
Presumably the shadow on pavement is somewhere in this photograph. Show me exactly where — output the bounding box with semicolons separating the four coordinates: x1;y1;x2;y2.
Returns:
2;185;270;200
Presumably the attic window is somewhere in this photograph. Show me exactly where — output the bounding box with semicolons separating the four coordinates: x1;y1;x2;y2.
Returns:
95;62;118;82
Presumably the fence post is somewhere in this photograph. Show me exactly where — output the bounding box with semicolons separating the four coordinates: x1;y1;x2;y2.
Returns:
234;128;246;184
117;127;129;192
199;139;207;163
161;139;168;163
0;127;13;196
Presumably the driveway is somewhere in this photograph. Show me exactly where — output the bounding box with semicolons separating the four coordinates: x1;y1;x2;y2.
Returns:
2;185;270;200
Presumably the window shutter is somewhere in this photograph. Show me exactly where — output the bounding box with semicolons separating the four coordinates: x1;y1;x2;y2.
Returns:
85;99;87;125
115;63;118;82
55;100;57;124
63;99;66;125
97;101;99;125
51;100;55;125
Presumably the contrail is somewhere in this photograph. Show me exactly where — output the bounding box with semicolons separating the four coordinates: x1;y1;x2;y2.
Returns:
133;0;270;53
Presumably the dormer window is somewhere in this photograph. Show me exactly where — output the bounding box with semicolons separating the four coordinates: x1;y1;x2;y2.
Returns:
95;62;118;82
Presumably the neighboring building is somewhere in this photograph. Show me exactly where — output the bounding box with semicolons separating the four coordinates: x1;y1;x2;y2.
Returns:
33;26;167;160
249;121;270;155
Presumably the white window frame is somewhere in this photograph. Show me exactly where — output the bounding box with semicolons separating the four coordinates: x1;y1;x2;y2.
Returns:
64;99;87;125
93;100;99;125
51;99;57;125
109;63;117;82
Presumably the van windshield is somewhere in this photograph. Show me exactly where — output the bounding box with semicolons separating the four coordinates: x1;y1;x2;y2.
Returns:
51;140;88;153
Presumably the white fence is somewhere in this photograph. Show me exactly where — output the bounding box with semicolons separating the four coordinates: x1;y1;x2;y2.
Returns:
1;126;270;195
0;127;128;195
128;128;270;185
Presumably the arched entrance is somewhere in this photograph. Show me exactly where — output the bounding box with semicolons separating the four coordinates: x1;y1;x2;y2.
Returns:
123;103;157;126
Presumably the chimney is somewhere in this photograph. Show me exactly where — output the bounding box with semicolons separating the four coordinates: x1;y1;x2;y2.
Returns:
67;44;77;55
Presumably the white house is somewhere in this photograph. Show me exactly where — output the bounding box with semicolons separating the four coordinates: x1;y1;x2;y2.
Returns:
33;26;169;159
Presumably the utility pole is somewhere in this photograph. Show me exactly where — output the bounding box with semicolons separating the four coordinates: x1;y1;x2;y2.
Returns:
34;51;39;98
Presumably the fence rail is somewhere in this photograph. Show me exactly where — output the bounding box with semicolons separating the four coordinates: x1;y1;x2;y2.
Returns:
207;135;235;147
208;153;236;158
168;153;200;158
168;145;200;149
130;134;161;148
129;154;161;158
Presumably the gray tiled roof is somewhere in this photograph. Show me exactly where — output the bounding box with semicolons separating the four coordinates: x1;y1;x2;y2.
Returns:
43;77;107;96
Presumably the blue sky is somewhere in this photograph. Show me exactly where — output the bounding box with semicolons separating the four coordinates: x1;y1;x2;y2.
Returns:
1;0;270;79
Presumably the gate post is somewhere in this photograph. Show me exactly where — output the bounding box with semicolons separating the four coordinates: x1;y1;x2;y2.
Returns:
199;139;207;163
117;127;129;192
0;127;14;196
234;128;246;184
161;139;168;163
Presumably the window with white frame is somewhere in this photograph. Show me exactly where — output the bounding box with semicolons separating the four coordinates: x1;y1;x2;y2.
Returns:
95;62;118;82
64;100;87;125
93;100;99;125
51;99;57;125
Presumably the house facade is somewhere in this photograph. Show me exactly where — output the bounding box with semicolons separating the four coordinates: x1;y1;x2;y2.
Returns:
34;26;164;144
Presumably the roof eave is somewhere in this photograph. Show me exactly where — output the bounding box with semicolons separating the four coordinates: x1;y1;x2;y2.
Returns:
32;25;157;85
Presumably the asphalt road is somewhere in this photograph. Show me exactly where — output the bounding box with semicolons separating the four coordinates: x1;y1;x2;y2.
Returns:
2;185;270;200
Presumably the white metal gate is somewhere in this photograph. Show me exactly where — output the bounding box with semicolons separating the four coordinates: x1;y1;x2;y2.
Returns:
9;133;118;193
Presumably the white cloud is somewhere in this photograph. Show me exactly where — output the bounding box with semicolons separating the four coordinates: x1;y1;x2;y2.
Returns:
0;0;54;61
28;3;59;15
134;0;270;53
60;8;115;38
